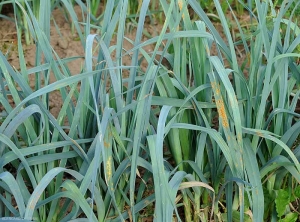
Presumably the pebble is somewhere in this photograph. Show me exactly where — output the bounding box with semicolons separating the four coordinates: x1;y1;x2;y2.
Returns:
58;38;69;49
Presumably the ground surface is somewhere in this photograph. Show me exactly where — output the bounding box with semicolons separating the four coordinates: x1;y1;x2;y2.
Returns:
0;5;160;117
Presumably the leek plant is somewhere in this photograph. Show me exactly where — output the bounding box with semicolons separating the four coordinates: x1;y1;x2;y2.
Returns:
0;0;299;221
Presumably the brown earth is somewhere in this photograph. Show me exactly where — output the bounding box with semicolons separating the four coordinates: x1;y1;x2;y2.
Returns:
0;5;160;117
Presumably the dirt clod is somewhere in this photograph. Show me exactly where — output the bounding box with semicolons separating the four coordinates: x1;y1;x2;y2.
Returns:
58;38;69;49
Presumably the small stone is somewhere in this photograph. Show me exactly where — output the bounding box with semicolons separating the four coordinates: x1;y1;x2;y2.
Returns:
58;38;69;49
49;101;54;108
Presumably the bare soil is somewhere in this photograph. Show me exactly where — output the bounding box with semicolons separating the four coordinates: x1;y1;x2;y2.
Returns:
0;5;160;117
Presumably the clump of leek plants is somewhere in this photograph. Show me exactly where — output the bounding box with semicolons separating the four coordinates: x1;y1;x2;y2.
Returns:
0;0;299;221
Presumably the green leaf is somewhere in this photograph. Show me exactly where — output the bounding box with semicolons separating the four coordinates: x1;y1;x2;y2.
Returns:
278;212;298;222
275;189;290;217
221;210;252;222
294;186;300;198
0;219;32;222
